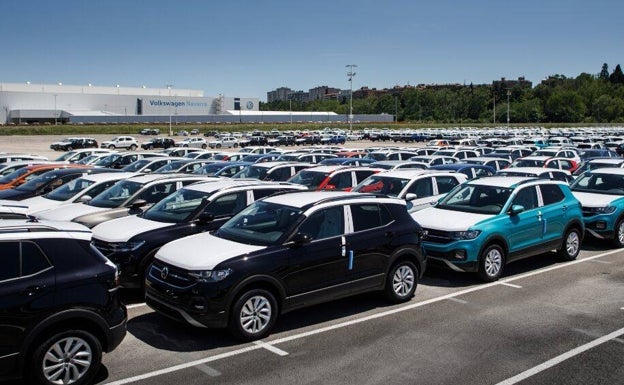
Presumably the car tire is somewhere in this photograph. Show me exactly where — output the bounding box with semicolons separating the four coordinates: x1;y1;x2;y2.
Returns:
558;227;582;260
130;144;137;151
385;260;418;303
201;144;207;149
148;145;154;150
613;219;624;248
228;289;277;341
233;143;238;148
30;329;102;385
66;146;73;151
216;144;222;149
478;244;505;282
109;145;115;150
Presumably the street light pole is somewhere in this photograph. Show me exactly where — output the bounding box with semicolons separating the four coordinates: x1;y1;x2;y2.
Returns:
166;84;174;136
346;64;357;131
53;94;57;125
506;89;511;128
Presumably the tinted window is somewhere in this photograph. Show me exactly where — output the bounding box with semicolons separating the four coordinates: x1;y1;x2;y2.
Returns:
0;242;20;281
435;176;460;193
297;206;344;240
328;173;352;190
351;204;392;232
207;192;247;217
540;184;565;205
253;188;281;201
137;182;176;203
21;241;51;276
406;177;433;197
512;186;538;210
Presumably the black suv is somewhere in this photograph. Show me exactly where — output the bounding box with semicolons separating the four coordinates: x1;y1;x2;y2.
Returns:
141;137;175;150
0;219;127;385
92;180;307;288
146;191;425;340
50;138;98;151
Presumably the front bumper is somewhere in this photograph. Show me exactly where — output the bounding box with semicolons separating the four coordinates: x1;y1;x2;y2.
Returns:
422;239;482;273
583;213;617;240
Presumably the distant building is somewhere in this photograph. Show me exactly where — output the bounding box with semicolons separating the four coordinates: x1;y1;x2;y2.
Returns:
267;87;293;103
309;86;341;101
492;77;532;90
287;91;309;103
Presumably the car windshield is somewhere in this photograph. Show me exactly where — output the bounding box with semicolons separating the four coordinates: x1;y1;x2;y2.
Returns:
512;159;545;167
216;201;303;246
154;160;188;173
288;171;329;189
89;180;143;208
192;163;227;175
143;188;209;223
93;154;121;167
44;176;95;201
15;171;63;192
0;167;30;184
232;166;268;180
570;173;624;194
54;151;79;161
122;159;151;172
497;171;538;178
76;155;100;165
352;175;409;197
437;184;513;215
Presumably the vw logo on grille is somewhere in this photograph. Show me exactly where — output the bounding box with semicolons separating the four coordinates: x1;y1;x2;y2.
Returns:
161;267;169;280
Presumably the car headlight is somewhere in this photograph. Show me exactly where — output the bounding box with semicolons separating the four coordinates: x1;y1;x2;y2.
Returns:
449;230;481;240
188;268;233;282
103;241;145;252
586;206;617;215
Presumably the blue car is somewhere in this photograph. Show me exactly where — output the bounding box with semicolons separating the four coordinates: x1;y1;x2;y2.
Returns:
411;177;584;282
570;168;624;247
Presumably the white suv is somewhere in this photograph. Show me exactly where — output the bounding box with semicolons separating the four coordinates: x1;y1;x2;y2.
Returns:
209;136;239;149
101;136;138;150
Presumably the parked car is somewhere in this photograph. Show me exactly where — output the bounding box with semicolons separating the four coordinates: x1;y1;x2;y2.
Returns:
496;167;573;183
145;191;426;340
232;161;313;181
35;174;212;228
93;152;163;169
141;137;175;150
100;136;139;150
0;219;127;385
0;154;48;164
0;163;89;190
428;163;496;180
209;136;239;149
0;171;136;218
570;168;624;247
49;137;98;151
192;161;253;177
411;177;584;282
139;128;160;135
288;165;381;191
54;148;116;163
352;169;468;212
176;137;208;149
121;157;179;173
92;180;307;288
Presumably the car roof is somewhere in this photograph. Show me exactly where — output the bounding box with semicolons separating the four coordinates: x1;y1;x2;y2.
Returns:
466;176;537;188
261;191;403;209
499;167;570;175
0;219;91;241
81;171;138;182
184;179;305;194
517;156;552;161
588;158;624;164
429;163;492;171
587;167;624;175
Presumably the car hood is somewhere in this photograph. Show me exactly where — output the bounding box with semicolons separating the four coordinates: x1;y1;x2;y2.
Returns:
156;233;264;271
93;215;172;242
411;207;492;231
0;196;61;214
35;202;107;221
572;191;620;207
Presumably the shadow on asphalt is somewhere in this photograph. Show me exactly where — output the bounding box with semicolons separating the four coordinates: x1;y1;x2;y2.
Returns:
124;239;618;352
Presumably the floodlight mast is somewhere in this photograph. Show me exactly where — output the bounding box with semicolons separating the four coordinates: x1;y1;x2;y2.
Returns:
346;64;357;131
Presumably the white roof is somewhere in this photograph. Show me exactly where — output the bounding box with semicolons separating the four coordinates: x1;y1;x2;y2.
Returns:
587;167;624;175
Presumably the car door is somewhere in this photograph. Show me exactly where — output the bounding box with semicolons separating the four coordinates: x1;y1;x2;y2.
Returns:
404;177;435;211
506;186;543;260
283;206;350;306
344;203;394;291
537;184;568;245
0;241;55;370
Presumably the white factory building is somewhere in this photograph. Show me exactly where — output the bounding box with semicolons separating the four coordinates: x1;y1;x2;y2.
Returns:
0;82;392;125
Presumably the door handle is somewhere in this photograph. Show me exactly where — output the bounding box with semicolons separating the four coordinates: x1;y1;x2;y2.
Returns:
23;285;43;296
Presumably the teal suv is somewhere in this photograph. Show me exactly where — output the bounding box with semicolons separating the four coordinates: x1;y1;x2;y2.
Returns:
570;168;624;247
411;177;584;281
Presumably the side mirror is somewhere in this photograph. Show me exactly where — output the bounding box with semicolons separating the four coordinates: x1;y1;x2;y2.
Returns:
287;233;312;247
80;195;93;203
508;204;525;215
405;193;417;201
128;199;148;210
197;212;214;222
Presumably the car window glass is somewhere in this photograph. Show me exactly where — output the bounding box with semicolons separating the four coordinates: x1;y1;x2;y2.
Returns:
0;242;20;280
21;242;51;276
206;192;247;217
138;182;175;203
297;206;344;240
351;204;392;232
328;173;352;190
253;189;280;201
540;184;565;205
512;186;538;210
406;178;433;197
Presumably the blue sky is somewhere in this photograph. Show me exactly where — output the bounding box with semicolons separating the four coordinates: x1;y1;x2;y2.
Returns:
1;0;622;101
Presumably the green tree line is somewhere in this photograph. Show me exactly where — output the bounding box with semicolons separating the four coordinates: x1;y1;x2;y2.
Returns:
261;64;624;124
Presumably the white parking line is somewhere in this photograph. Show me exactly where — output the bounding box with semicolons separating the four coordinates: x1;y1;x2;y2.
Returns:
253;340;289;356
447;297;468;304
105;249;623;385
126;303;147;309
498;282;522;289
588;259;612;264
494;326;624;385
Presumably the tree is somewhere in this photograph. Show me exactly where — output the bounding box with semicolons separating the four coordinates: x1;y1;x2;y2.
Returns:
599;63;609;80
610;64;624;85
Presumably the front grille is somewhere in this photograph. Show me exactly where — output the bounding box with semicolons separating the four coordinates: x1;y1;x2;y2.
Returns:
92;239;114;257
582;209;596;217
422;228;453;244
149;260;196;289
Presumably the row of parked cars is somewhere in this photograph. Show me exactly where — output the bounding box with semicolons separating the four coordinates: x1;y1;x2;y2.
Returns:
3;133;624;384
